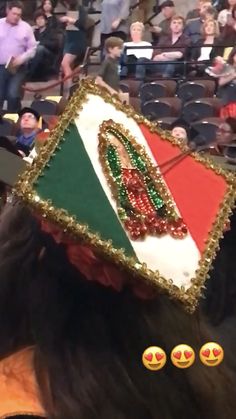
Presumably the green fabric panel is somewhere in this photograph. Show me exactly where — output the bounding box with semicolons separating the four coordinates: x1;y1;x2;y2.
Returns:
35;122;135;257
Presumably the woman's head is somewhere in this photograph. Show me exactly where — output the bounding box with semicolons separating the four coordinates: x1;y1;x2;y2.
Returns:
171;126;188;141
0;202;236;419
202;18;219;37
228;0;236;9
42;0;54;14
130;21;144;42
215;117;236;144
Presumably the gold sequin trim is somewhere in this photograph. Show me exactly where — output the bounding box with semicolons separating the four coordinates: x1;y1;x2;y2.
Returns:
14;78;236;313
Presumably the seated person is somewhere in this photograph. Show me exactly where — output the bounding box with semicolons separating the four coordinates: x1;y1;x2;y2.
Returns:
190;18;222;75
186;0;211;20
214;50;236;118
135;15;190;80
218;48;236;118
95;37;124;96
120;21;152;77
185;3;217;44
16;108;42;157
150;0;175;44
28;10;61;80
219;5;236;60
207;117;236;154
217;0;236;27
170;118;200;148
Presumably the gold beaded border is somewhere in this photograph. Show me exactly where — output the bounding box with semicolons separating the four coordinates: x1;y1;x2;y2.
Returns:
14;78;236;313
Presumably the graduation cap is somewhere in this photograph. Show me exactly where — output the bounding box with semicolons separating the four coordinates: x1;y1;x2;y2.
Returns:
170;118;199;143
9;79;236;312
18;107;41;121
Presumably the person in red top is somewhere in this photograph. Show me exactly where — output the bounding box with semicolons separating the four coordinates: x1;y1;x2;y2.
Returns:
135;15;190;79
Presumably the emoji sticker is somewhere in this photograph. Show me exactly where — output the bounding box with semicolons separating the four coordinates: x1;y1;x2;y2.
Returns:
142;346;167;371
171;344;195;369
199;342;224;367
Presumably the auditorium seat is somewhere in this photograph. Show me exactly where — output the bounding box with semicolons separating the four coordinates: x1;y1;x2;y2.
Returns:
191;117;224;145
182;98;221;123
142;97;181;120
119;79;141;97
140;80;176;103
177;80;216;102
156;117;177;130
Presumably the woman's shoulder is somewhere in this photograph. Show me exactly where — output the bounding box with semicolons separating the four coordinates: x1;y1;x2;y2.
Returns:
0;347;45;419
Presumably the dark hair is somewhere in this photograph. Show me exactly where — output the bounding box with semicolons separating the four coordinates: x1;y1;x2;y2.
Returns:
0;202;236;419
41;0;54;12
7;0;23;10
205;6;218;18
34;9;47;22
105;36;124;53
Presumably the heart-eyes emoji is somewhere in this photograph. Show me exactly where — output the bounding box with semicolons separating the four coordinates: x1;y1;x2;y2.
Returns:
142;346;167;371
199;342;224;367
171;344;195;368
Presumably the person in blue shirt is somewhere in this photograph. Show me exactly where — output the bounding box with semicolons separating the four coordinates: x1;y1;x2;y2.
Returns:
16;107;41;157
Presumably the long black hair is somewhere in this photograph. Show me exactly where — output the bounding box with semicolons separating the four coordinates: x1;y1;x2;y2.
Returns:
0;201;235;419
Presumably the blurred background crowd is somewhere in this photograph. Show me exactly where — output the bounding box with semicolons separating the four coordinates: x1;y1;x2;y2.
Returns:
0;0;236;166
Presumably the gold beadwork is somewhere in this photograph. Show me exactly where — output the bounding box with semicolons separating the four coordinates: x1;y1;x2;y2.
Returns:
14;78;236;313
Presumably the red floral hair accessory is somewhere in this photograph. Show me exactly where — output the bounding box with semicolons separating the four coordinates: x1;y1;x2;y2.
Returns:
40;219;157;300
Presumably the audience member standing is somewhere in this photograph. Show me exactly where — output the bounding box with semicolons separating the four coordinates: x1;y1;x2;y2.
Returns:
60;0;88;96
0;1;37;112
41;0;59;29
100;0;130;55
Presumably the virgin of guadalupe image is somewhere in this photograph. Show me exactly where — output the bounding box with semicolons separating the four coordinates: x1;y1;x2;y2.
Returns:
98;120;188;240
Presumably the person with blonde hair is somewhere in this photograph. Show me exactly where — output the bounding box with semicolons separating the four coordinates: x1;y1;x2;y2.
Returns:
190;18;222;74
120;21;152;76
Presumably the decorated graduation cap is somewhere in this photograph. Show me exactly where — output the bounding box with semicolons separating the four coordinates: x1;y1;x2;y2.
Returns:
11;79;236;312
18;107;41;121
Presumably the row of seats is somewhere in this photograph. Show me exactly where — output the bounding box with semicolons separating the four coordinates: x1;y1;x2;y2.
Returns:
120;79;217;103
142;97;221;122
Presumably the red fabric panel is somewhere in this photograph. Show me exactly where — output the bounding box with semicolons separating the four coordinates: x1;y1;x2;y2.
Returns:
139;124;228;254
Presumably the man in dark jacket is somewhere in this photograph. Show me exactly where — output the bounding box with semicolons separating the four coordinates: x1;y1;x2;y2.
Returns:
136;15;190;79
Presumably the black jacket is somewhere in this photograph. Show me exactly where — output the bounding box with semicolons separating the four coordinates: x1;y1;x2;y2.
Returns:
34;27;60;53
191;37;223;61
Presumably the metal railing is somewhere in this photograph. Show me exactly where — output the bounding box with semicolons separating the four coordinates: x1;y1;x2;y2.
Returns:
82;43;233;81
